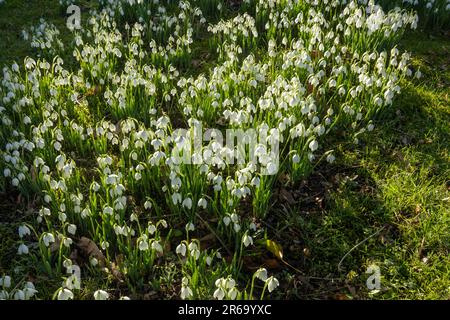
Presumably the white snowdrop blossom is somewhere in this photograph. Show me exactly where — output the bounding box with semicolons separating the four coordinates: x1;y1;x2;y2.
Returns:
42;233;55;247
18;225;31;238
57;288;74;300
17;244;29;255
242;234;253;247
93;290;109;300
176;243;187;256
266;276;280;293
0;276;11;288
254;268;268;281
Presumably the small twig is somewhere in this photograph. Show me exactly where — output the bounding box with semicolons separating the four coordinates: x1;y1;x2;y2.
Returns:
305;276;343;281
337;226;386;272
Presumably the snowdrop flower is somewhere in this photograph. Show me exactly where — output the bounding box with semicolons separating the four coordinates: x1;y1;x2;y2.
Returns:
309;140;319;152
191;246;201;259
81;208;91;218
44;194;52;203
0;276;11;288
180;283;193;299
63;237;73;248
188;242;200;260
12;178;19;187
180;277;193;300
415;70;422;79
138;238;149;251
242;234;253;247
130;213;138;222
176;243;187;256
57;288;74;300
326;154;336;163
54;141;62;151
185;222;195;231
197;198;207;209
18;244;29;255
225;278;236;290
223;216;231;226
18;225;31;238
12;63;19;72
14;290;25;300
59;212;67;223
151;240;163;253
147;224;156;235
182;197;192;209
266;276;279;292
0;290;8;300
23;283;37;300
67;224;77;235
101;241;109;250
213;287;226;300
254;268;268;281
228;287;238;300
92;182;100;192
65;274;80;291
144;200;152;209
251;176;260;187
42;233;55;247
93;290;109;300
159;220;168;229
172;192;182;205
266;162;278;175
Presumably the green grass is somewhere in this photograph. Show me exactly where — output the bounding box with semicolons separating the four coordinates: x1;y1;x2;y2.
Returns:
0;1;449;300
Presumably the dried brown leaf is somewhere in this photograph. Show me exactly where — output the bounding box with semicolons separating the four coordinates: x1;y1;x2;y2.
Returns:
77;237;106;267
279;188;295;205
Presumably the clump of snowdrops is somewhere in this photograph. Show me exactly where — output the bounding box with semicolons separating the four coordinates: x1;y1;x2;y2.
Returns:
0;0;425;300
376;0;450;28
